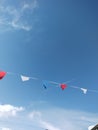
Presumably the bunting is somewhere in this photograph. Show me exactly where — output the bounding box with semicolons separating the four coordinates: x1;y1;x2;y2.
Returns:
60;84;67;90
0;71;6;79
0;70;98;94
21;75;30;81
80;88;87;94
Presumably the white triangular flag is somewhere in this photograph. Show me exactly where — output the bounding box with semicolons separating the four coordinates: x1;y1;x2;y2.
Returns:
21;75;30;81
80;88;87;94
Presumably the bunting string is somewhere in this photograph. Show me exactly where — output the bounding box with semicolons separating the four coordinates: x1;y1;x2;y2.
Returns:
0;70;98;94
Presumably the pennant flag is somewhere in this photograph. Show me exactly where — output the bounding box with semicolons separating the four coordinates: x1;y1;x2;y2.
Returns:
43;81;48;89
43;84;47;89
80;88;87;94
0;71;6;80
43;80;51;89
21;75;30;81
60;84;67;90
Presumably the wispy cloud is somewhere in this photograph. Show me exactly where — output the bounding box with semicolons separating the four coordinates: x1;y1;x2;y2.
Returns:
28;110;61;130
40;120;61;130
28;108;98;130
29;110;42;119
0;0;38;31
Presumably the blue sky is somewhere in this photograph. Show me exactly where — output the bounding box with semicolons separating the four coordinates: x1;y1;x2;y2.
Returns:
0;0;98;130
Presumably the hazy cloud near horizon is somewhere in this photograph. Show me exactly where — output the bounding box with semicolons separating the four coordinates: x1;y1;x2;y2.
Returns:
0;103;97;130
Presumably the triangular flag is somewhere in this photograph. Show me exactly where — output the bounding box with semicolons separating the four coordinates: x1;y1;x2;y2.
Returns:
43;80;51;89
80;88;87;94
43;84;47;89
21;75;30;81
60;84;67;90
0;71;6;80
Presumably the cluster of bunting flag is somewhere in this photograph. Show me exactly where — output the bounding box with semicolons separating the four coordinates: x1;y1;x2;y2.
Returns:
0;70;98;94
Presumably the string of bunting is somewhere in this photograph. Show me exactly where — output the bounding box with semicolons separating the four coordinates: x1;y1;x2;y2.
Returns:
0;70;98;94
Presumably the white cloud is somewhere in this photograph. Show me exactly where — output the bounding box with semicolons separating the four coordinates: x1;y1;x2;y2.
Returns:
81;116;98;123
0;104;24;118
22;0;38;11
1;127;12;130
29;111;41;119
28;108;98;130
0;0;38;31
40;120;61;130
29;110;61;130
0;104;97;130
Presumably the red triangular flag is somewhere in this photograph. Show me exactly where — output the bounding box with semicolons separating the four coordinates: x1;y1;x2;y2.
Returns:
0;71;6;79
60;84;67;90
